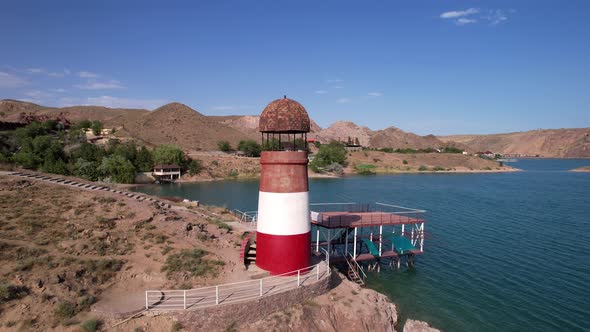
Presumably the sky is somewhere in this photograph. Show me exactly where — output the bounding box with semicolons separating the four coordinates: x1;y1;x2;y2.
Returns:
1;0;589;135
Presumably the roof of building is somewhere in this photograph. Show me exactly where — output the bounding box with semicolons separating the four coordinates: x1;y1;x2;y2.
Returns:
153;164;181;169
259;96;311;133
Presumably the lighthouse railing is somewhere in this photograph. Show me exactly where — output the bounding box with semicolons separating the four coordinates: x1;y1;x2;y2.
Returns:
145;257;330;311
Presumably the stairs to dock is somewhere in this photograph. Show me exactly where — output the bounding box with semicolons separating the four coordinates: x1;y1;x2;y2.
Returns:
240;233;257;266
345;254;366;286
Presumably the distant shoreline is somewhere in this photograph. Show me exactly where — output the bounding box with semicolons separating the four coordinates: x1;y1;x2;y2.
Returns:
571;166;590;172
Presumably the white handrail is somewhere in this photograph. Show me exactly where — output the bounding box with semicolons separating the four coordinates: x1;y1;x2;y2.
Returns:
146;257;330;311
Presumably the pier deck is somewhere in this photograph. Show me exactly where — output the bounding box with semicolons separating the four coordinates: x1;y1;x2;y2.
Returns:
311;211;424;229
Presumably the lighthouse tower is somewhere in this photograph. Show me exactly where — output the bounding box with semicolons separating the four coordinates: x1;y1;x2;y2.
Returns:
256;97;311;275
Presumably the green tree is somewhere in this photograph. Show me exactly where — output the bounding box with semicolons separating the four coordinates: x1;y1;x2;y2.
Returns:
91;120;103;135
217;140;232;152
75;120;93;130
237;140;261;157
74;159;101;181
135;146;154;172
99;155;136;183
152;144;185;166
309;141;347;173
70;142;104;163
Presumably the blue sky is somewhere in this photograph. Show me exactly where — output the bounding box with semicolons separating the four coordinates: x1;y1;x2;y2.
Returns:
1;0;589;135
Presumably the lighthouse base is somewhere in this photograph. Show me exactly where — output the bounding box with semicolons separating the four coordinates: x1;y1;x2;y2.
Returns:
256;231;311;275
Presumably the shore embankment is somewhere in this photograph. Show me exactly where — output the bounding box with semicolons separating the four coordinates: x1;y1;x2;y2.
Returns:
571;166;590;172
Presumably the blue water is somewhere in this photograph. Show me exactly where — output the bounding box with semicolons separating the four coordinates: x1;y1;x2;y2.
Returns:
132;159;590;331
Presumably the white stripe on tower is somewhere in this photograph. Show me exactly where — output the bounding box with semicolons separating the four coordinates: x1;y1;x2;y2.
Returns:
257;192;310;235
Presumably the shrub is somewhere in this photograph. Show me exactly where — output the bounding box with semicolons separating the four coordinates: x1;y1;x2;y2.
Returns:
355;164;376;175
187;158;203;176
402;160;408;165
78;295;96;309
418;165;428;171
54;301;76;319
433;166;445;171
171;321;183;332
217;141;232;152
237;140;261;157
161;249;225;278
81;319;101;332
0;283;29;303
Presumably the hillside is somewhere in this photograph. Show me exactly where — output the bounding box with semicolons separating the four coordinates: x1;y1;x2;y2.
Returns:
439;128;590;157
3;99;589;157
122;103;254;151
0;99;149;126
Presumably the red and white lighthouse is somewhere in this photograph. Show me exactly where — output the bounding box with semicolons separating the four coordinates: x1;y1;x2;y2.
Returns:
256;97;311;275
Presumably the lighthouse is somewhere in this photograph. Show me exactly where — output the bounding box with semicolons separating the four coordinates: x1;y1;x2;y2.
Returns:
256;97;311;275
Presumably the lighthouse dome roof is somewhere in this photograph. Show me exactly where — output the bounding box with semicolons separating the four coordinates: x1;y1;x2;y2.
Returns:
259;97;310;133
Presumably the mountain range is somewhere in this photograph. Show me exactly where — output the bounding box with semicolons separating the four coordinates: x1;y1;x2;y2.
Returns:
1;99;588;157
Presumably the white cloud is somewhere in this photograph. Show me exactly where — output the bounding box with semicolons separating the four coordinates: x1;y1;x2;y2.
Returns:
75;80;124;90
441;8;511;26
48;71;65;77
51;88;67;93
456;18;477;25
337;98;350;103
333;86;344;89
64;69;71;75
315;90;327;94
367;92;382;97
484;10;508;25
27;68;44;74
0;72;27;88
25;67;69;77
440;8;479;19
78;71;98;78
326;79;342;83
84;96;166;110
24;90;53;99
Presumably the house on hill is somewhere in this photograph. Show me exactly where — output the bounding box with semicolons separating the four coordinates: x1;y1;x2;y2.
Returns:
153;164;181;182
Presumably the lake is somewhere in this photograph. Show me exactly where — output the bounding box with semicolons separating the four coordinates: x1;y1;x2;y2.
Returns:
132;159;590;331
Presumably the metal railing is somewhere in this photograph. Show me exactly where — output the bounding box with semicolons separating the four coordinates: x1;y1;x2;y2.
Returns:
309;202;426;228
232;209;258;226
346;252;367;284
145;258;330;311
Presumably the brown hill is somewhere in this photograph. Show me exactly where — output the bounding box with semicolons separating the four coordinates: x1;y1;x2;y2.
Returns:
122;102;251;151
0;99;149;126
315;121;373;146
439;128;590;157
369;126;445;149
211;115;323;137
314;121;448;150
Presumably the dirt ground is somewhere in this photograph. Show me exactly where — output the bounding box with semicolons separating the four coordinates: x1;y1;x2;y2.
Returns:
0;174;247;331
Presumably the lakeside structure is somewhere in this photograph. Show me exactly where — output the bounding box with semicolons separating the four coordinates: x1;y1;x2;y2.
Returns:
249;97;427;280
152;164;182;182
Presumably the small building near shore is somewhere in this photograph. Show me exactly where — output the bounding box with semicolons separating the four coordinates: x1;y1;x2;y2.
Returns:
153;164;181;181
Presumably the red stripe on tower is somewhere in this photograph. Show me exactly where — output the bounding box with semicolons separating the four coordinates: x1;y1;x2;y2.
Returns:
256;97;312;275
